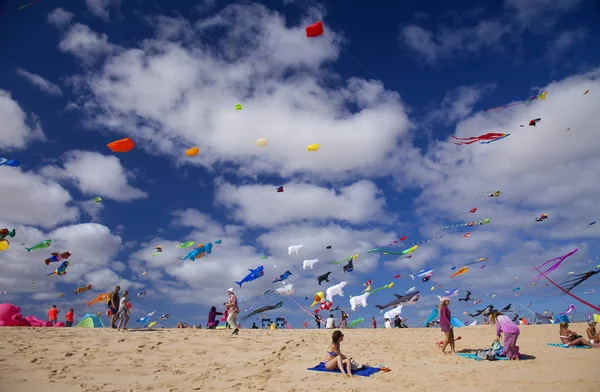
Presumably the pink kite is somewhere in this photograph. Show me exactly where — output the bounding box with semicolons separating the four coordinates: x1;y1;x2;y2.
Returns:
533;266;600;312
451;133;510;145
531;249;578;280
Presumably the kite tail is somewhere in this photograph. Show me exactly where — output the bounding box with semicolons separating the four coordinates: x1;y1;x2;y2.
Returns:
234;281;242;288
409;275;415;280
532;266;600;312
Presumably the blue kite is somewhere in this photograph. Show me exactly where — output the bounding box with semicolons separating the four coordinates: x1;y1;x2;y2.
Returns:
273;270;292;283
181;242;213;261
235;266;264;287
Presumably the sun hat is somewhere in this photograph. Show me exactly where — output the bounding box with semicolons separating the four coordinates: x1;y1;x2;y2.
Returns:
440;296;450;303
227;288;235;293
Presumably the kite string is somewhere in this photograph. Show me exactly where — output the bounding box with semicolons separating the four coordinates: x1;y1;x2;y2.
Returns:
532;265;600;312
288;295;325;324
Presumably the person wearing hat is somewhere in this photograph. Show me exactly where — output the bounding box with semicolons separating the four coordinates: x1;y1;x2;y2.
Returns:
438;297;456;354
224;288;240;335
586;320;600;344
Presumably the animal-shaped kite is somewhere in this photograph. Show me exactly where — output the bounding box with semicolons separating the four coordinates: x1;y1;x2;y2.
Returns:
384;305;404;321
46;261;69;277
25;240;51;252
451;133;509;145
302;259;319;269
176;241;194;248
273;284;294;295
317;271;332;285
531;248;579;280
235;266;264;287
93;196;102;202
560;305;576;315
0;158;20;167
159;314;170;320
561;266;600;293
307;144;320;151
445;288;459;297
325;282;347;302
501;303;513;312
137;291;146;297
343;258;354;273
45;251;71;265
468;305;494;317
241;301;283;322
535;213;548;222
347;317;364;328
306;21;324;37
288;244;303;255
255;138;268;147
181;242;213;261
410;268;433;281
107;138;135;153
529;118;541;126
458;290;472;302
450;266;468;278
74;284;92;295
86;292;110;307
0;229;15;240
374;291;419;312
186;147;199;157
273;271;292;283
405;286;416;293
137;312;155;325
311;291;325;307
349;292;370;311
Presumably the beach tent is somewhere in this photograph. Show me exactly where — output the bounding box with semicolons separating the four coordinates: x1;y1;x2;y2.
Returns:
594;314;600;323
76;313;105;328
535;312;552;324
450;317;465;328
555;315;569;324
424;307;438;327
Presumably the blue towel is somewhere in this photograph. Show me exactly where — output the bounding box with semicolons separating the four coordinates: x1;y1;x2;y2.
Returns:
307;362;381;377
456;353;509;361
547;343;591;349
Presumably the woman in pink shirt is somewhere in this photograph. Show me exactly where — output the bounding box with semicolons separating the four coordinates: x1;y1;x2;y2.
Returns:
490;310;521;360
438;297;456;354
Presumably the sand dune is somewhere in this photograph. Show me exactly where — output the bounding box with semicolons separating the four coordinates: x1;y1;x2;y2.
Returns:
0;323;597;392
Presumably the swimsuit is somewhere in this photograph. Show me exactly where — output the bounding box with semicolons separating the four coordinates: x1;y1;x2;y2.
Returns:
327;351;337;357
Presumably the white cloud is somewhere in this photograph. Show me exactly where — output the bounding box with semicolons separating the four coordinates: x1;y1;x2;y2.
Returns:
215;180;388;228
40;150;147;202
0;169;79;229
85;0;121;22
0;90;45;150
545;28;588;60
61;4;411;179
16;68;63;96
429;84;495;124
47;7;74;28
503;0;586;32
58;23;118;65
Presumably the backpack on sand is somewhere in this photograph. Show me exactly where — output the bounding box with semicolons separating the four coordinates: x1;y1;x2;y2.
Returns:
476;349;497;361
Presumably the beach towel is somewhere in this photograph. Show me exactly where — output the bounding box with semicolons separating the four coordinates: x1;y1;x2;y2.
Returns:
456;353;509;361
307;362;381;377
546;343;591;349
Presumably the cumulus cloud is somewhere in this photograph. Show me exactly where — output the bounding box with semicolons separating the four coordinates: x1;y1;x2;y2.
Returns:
40;150;147;202
16;68;63;96
429;84;495;124
545;28;588;61
85;0;121;22
215;180;388;228
58;23;118;65
47;7;74;28
60;4;410;179
0;90;45;150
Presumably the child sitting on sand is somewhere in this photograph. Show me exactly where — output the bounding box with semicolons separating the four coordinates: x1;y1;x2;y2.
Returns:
207;306;223;329
586;320;600;344
559;322;592;347
324;330;353;377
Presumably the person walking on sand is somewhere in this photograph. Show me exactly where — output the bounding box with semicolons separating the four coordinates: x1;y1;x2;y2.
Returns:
117;290;130;331
48;305;59;326
109;285;121;329
224;288;239;335
65;308;74;327
439;297;456;354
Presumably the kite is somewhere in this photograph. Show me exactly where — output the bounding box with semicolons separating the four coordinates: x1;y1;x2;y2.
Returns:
234;104;242;110
273;284;294;295
241;302;283;322
363;280;372;287
343;258;354;273
181;242;213;261
44;251;71;266
487;91;547;112
325;282;347;302
306;21;324;37
0;229;15;240
137;312;155;325
331;254;358;264
575;221;596;233
273;271;292;283
159;314;170;320
470;208;477;213
154;246;163;253
255;138;268;147
311;291;325;307
393;274;401;279
326;245;332;249
450;266;468;278
405;286;416;293
404;236;444;246
435;218;490;231
448;191;502;206
0;158;20;167
137;291;146;297
529;118;541;126
410;268;433;281
277;186;284;192
0;240;9;252
367;245;417;256
288;244;303;255
107;138;134;153
86;292;110;307
46;261;69;277
535;213;548;222
302;259;319;269
513;287;520;292
374;291;419;312
369;282;394;295
533;265;600;312
214;240;222;244
93;196;102;203
458;290;472;302
451;133;510;145
307;144;320;151
462;233;471;238
347;317;364;328
561;266;600;293
317;271;331;285
25;240;51;252
349;292;370;311
531;248;578;280
584;89;590;95
235;266;264;287
468;305;494;317
0;291;6;295
74;284;92;295
186;147;199;157
560;305;576;315
176;241;194;248
501;304;513;312
445;288;459;297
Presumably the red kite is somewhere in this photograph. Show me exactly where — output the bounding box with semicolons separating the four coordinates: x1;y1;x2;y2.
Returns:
107;138;134;153
306;21;323;38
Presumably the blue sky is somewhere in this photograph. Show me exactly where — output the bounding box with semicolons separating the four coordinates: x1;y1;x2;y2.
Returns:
0;0;599;328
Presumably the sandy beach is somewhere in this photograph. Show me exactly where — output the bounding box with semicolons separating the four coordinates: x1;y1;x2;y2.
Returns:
0;324;597;392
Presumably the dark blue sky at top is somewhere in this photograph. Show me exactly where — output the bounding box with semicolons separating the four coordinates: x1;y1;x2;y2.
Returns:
1;0;599;326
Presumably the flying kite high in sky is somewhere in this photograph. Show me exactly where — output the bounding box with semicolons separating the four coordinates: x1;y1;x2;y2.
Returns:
451;133;510;145
181;242;213;261
107;138;135;153
534;266;600;312
561;265;600;293
235;266;264;287
535;213;548;222
531;248;579;280
241;302;283;322
404;236;444;247
529;118;541;126
46;261;69;277
185;147;199;156
255;138;268;147
448;191;502;206
367;245;417;256
487;91;547;111
305;21;324;37
575;221;596;233
25;240;51;252
450;266;468;278
435;218;490;231
0;229;15;240
0;158;20;167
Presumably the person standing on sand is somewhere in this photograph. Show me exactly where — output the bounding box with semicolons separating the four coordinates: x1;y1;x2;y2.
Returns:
224;288;239;335
48;305;59;325
109;285;121;329
65;308;74;327
339;313;348;329
371;317;377;328
439;297;456;354
117;290;130;331
315;314;322;328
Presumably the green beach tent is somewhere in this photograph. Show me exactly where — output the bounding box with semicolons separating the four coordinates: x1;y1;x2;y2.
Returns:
76;313;105;328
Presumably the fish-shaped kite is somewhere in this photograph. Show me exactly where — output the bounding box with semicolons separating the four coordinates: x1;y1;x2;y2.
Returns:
0;158;20;167
0;229;15;240
137;311;155;325
46;261;69;277
273;271;292;283
560;304;576;315
535;213;548;222
450;266;468;278
273;284;294;295
176;241;194;248
410;268;433;282
45;251;71;266
241;301;283;322
25;240;51;252
374;291;420;312
181;242;213;261
74;284;92;295
137;291;146;297
529;118;541;126
93;196;102;202
451;133;510;145
235;266;264;287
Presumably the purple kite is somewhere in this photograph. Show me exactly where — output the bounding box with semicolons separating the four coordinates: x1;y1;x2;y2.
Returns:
531;249;578;280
